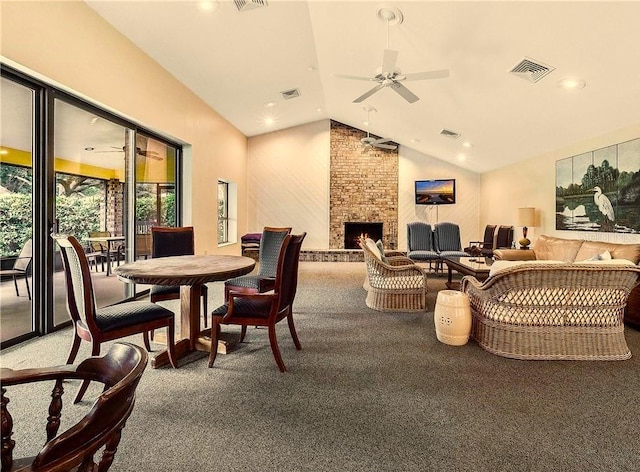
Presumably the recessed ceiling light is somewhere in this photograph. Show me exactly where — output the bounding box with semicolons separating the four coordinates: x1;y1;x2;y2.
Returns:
315;107;322;113
89;117;99;125
264;116;275;126
264;101;277;108
558;78;586;90
411;138;420;144
199;1;219;11
462;141;473;148
457;153;467;161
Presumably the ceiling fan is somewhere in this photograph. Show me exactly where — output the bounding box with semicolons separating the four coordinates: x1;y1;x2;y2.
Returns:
336;7;449;104
360;106;397;151
87;146;163;160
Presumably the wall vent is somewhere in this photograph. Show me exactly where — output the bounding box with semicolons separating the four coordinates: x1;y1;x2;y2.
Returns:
234;0;268;12
281;88;300;100
509;57;555;83
440;129;460;139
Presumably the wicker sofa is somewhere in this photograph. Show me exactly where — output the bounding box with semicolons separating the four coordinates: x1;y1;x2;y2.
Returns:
461;235;640;360
360;238;428;312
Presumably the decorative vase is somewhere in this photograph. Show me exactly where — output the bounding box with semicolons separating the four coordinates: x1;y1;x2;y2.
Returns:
434;290;472;346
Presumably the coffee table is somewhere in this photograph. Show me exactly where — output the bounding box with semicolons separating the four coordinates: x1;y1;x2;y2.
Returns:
443;256;492;289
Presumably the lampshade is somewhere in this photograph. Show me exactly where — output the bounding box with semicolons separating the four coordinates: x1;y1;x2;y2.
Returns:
518;207;536;227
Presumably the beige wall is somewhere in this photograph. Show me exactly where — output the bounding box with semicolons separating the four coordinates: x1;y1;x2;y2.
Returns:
247;121;330;249
1;1;247;255
481;124;640;246
248;120;481;250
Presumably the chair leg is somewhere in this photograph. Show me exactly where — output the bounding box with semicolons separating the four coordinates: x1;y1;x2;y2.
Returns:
287;309;302;350
239;326;248;342
66;332;82;364
24;274;31;301
268;324;286;373
208;318;221;368
142;331;152;351
12;275;19;297
74;343;100;404
166;322;177;369
202;285;208;329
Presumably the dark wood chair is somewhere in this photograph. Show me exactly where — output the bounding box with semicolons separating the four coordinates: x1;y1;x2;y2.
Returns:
53;235;176;403
0;238;32;300
464;224;497;257
149;226;208;329
224;226;291;301
209;233;306;372
1;342;147;472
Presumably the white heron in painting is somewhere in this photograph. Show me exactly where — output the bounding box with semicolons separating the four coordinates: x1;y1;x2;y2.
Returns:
591;186;615;222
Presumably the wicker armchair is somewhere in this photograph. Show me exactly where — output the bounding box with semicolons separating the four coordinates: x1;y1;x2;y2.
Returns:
360;238;428;312
461;262;640;360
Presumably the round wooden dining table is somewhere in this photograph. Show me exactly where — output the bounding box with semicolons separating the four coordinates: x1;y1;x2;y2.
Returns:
114;254;255;368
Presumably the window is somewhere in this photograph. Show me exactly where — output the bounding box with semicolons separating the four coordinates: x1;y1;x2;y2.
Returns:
217;180;229;244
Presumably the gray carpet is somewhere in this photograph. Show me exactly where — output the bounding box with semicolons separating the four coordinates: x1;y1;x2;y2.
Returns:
2;261;640;471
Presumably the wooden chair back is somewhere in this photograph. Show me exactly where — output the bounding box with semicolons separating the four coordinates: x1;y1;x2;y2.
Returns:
1;343;148;472
257;227;291;277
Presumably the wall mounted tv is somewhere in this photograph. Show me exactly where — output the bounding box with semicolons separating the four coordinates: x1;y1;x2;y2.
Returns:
415;179;456;205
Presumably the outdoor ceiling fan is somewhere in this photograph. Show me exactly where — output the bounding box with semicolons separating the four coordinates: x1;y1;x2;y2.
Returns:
360;106;397;151
87;146;163;161
335;7;449;104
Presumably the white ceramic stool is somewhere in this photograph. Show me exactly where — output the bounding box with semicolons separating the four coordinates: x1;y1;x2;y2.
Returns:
434;290;471;346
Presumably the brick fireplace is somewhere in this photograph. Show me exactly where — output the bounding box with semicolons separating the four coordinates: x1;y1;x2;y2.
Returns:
329;121;398;249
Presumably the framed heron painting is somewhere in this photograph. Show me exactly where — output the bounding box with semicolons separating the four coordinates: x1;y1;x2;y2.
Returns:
555;137;640;233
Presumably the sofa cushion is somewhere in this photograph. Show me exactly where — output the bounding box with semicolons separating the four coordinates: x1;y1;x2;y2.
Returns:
488;259;564;277
575;241;640;264
532;235;583;262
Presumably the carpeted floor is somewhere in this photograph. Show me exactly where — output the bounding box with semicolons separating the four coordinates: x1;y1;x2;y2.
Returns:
2;261;640;471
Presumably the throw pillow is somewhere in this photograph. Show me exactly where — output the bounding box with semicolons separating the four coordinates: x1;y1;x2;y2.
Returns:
376;240;388;263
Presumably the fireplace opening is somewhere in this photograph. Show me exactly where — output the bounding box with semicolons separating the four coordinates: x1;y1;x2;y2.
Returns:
344;222;383;249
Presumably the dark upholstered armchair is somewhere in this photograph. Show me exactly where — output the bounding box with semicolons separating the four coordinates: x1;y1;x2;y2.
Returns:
210;233;306;372
53;234;176;403
1;343;147;472
464;224;497;257
224;226;291;301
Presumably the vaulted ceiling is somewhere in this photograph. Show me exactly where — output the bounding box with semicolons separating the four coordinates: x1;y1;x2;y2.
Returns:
86;1;640;173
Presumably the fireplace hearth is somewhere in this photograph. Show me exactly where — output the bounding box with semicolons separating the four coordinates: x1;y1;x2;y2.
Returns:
344;222;383;249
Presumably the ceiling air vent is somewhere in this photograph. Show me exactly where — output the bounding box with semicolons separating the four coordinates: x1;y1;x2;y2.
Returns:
440;129;460;139
509;57;555;83
281;88;300;100
234;0;268;12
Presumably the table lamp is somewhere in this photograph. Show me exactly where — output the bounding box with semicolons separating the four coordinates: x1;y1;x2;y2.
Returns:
518;207;536;249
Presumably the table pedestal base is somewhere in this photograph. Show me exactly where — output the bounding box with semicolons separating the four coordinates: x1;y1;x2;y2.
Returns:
149;331;241;368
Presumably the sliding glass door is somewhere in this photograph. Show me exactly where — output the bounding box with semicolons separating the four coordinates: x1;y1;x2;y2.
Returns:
0;67;181;348
0;77;35;344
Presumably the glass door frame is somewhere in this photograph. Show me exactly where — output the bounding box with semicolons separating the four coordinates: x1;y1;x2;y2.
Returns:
0;64;183;348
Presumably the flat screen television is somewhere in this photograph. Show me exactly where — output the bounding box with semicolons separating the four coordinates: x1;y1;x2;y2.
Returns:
414;179;456;205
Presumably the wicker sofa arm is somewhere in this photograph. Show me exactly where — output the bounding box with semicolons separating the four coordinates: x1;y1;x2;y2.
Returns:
493;248;536;261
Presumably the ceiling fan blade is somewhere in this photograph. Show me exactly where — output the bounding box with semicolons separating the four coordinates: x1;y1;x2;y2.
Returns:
390;82;420;103
402;69;450;81
334;73;377;82
353;84;384;103
374;143;397;150
381;49;399;75
373;138;392;144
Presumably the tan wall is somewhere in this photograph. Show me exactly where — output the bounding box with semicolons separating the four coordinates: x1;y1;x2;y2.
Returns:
480;124;640;245
0;1;247;255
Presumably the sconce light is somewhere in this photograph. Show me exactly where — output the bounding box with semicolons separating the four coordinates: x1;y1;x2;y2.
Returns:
518;207;536;249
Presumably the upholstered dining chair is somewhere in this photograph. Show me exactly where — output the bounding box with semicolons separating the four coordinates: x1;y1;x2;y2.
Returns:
494;225;514;251
150;226;208;329
406;222;439;271
224;226;291;301
0;238;32;300
209;232;306;372
53;234;176;403
1;343;147;472
434;222;468;272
